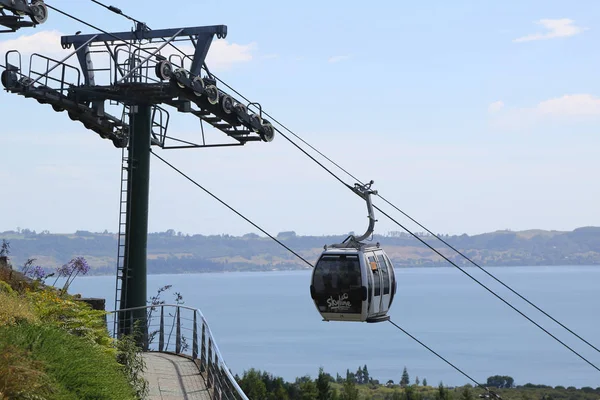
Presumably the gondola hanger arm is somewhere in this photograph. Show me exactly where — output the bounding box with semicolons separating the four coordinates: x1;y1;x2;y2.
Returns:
349;180;378;243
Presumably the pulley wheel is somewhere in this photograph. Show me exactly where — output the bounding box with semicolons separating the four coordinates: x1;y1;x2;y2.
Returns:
30;1;48;25
260;122;275;142
174;68;187;88
234;103;247;122
249;113;263;132
192;76;204;97
205;85;219;105
155;60;172;81
1;70;13;89
221;95;234;114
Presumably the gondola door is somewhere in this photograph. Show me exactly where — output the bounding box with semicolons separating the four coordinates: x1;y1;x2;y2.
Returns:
376;252;392;314
366;253;382;314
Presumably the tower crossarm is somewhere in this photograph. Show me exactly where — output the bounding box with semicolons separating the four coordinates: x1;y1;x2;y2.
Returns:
61;24;227;84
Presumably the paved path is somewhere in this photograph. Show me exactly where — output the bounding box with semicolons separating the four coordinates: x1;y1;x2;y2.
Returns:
142;352;212;400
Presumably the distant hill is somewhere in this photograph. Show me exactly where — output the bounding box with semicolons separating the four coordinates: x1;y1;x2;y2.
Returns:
1;227;599;275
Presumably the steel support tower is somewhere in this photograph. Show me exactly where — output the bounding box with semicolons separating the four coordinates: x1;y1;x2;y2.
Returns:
1;21;275;343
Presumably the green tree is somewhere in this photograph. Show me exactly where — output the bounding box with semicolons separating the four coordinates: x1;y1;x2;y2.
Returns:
461;386;474;400
262;373;289;400
341;370;359;400
423;378;428;387
363;365;370;384
298;376;318;400
400;367;410;387
435;382;452;400
486;375;514;389
415;376;420;386
239;369;267;399
317;367;333;400
346;369;356;383
356;366;364;384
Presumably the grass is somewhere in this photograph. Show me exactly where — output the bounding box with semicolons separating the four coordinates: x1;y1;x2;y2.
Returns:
0;323;137;399
0;290;37;326
0;260;142;399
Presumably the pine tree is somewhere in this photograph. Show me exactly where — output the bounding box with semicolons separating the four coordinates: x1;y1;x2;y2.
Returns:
341;370;359;400
400;367;410;387
363;365;370;384
423;378;428;387
415;376;420;386
435;382;452;400
299;379;318;400
355;366;364;384
345;369;356;384
316;368;332;400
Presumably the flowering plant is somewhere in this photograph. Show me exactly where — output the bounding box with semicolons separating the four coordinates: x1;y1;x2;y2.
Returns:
52;257;90;293
21;258;54;283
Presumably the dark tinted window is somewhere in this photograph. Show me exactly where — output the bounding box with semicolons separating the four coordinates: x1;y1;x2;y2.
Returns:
313;254;362;314
384;254;397;306
377;254;390;295
368;255;381;296
384;255;396;291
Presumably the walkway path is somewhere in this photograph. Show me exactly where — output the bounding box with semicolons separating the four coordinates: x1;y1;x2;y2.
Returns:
142;352;212;400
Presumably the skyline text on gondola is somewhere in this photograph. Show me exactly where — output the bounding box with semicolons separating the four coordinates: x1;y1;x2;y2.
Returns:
327;293;352;311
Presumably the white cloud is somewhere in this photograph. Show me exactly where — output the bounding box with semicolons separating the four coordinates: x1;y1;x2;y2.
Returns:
488;100;504;113
328;55;351;63
0;30;66;57
488;93;600;129
204;40;257;70
536;94;600;116
513;19;586;43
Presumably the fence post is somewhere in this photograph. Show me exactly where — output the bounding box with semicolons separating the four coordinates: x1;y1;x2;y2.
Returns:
143;319;149;352
193;311;198;360
159;305;164;352
215;353;221;398
175;307;181;354
207;338;213;389
200;323;206;373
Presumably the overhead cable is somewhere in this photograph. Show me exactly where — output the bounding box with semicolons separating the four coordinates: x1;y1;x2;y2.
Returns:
150;149;315;269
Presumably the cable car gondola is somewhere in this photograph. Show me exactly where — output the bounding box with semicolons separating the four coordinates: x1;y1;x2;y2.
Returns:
310;181;396;323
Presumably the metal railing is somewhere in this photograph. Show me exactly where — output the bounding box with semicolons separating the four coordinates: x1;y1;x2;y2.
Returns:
108;304;249;400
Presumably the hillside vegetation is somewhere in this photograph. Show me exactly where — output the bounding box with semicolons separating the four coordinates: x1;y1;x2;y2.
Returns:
0;256;145;399
2;226;599;275
235;366;600;400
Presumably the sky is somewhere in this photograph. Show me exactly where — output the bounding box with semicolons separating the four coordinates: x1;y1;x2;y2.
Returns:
1;0;599;237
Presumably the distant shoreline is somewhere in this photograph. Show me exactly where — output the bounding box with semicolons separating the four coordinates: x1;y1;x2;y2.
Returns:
3;226;599;274
75;264;600;278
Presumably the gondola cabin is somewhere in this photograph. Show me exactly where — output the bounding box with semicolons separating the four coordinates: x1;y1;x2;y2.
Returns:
310;244;396;323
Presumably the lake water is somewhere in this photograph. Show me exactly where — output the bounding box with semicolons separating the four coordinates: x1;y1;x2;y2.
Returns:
66;266;600;388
